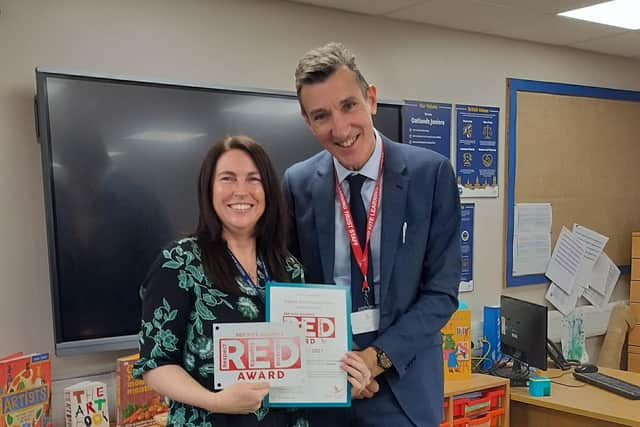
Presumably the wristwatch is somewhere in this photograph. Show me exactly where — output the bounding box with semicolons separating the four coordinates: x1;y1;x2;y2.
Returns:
373;346;393;370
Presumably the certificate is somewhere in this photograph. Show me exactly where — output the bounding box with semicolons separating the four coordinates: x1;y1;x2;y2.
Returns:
212;322;306;390
266;282;351;407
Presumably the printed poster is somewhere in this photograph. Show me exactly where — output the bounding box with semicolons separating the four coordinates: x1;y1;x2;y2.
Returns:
401;101;452;159
456;104;499;197
460;203;474;293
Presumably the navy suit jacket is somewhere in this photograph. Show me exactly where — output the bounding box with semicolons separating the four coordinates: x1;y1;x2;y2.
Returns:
282;136;461;426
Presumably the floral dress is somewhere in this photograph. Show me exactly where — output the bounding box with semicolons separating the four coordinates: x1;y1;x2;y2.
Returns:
133;237;308;427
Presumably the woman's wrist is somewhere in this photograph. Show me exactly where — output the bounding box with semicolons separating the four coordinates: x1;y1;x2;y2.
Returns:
199;389;220;413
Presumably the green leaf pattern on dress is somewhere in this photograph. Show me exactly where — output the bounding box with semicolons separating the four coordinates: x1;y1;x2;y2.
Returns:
236;296;259;320
169;406;213;427
139;297;179;361
285;256;305;282
291;417;310;427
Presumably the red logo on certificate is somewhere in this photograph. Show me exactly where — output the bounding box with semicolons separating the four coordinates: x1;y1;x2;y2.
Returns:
219;337;302;371
283;315;336;340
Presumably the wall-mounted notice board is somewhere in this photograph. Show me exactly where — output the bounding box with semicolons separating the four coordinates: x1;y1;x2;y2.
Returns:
505;78;640;287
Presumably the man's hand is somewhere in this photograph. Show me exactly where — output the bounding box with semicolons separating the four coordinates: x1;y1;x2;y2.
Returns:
341;351;371;397
355;346;385;378
352;378;380;399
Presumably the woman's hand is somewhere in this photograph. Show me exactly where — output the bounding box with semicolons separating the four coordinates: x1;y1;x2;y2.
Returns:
210;381;270;414
143;366;269;414
341;352;373;398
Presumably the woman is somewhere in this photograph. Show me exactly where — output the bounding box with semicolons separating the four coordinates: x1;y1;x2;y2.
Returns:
134;135;370;427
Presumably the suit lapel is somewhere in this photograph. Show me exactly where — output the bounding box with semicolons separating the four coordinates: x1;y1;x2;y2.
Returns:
312;155;336;282
380;138;409;304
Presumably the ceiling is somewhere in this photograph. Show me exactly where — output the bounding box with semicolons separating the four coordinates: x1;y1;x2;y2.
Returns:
287;0;640;59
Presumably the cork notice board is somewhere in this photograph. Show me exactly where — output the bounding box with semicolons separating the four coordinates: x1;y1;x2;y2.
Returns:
505;78;640;287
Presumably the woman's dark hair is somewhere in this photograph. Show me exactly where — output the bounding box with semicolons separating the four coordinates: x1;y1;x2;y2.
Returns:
195;135;289;293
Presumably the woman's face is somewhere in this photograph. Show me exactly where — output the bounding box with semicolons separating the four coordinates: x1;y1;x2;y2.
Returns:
212;149;265;240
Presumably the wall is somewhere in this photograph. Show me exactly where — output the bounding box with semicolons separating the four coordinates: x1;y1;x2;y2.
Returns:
1;0;640;424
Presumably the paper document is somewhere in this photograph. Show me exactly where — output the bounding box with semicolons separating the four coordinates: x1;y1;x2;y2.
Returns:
514;203;552;233
512;233;551;276
545;227;585;293
582;253;620;309
512;203;552;276
572;224;609;290
545;282;583;316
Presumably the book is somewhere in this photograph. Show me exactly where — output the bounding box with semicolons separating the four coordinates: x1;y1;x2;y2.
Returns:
0;352;52;427
441;309;472;380
115;354;168;427
63;381;110;427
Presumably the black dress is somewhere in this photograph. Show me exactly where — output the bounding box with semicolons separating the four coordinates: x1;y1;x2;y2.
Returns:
133;237;309;427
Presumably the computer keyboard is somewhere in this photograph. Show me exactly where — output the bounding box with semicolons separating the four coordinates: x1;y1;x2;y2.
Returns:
573;371;640;400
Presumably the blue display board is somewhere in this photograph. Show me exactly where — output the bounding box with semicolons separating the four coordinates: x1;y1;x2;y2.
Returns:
460;203;474;293
401;101;451;159
455;105;499;198
505;78;639;287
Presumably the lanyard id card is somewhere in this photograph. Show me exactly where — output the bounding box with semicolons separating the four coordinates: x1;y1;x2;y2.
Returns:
351;307;380;335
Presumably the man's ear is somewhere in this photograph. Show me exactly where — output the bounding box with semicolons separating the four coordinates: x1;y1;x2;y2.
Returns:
367;84;378;115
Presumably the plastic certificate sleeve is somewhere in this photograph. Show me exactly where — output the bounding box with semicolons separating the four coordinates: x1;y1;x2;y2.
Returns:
265;282;352;407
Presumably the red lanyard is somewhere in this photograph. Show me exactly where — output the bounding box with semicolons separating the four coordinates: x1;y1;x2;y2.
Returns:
335;144;384;294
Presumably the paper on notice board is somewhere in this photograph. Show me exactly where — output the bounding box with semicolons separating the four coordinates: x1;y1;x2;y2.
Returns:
545;227;585;293
582;253;620;309
512;233;552;276
572;224;609;290
512;203;552;276
545;281;584;316
514;203;552;233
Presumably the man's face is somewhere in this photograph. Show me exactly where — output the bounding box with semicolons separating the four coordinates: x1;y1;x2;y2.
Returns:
299;66;378;171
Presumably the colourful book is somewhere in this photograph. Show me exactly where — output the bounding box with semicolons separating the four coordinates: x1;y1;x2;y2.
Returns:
64;381;110;427
115;354;168;427
0;352;52;427
441;309;472;380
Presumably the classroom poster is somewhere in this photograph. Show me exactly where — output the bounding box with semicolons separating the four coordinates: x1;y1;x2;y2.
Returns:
459;203;474;293
455;105;499;198
401;101;452;159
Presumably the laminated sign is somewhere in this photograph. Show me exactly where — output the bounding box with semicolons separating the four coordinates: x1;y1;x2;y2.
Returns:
212;323;306;390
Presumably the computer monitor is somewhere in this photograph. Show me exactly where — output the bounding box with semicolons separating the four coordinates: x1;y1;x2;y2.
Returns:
498;296;548;383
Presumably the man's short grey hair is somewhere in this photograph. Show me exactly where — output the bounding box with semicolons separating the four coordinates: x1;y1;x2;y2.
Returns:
295;42;369;101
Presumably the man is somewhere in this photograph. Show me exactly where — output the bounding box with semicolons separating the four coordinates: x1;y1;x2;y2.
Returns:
283;42;461;426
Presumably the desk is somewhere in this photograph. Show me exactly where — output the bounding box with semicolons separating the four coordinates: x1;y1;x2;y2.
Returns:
510;367;640;427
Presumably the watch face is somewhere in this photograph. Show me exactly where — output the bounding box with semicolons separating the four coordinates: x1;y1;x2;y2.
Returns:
377;350;391;369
